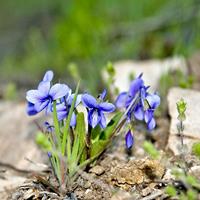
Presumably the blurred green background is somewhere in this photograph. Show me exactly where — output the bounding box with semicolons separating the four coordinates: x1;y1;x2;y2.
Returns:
0;0;199;94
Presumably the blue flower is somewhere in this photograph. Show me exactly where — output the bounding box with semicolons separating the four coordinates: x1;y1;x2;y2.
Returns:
26;71;54;115
82;91;115;128
44;121;54;133
125;130;134;149
115;74;160;131
42;70;54;82
26;102;38;116
144;93;160;130
115;73;144;109
56;92;82;127
26;71;70;114
47;151;52;158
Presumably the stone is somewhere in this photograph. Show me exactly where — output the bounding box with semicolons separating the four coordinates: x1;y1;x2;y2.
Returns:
167;88;200;155
0;174;26;192
102;56;187;95
0;172;27;199
110;190;133;200
89;165;105;176
0;101;46;170
110;158;165;190
189;166;200;180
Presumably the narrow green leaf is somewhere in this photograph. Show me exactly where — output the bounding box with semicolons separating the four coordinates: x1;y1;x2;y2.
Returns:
91;125;101;142
143;141;160;159
62;81;80;156
90;112;123;158
99;112;123;140
71;112;86;163
90;140;108;158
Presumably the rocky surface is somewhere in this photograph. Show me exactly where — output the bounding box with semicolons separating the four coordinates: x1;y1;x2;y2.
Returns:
102;56;187;94
0;101;46;169
167;87;200;155
0;101;47;198
110;158;165;190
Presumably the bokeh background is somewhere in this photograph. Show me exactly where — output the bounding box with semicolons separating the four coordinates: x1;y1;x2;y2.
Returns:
0;0;199;95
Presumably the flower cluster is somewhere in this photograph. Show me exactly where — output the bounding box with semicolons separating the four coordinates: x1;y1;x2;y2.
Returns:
26;71;115;129
115;74;160;148
26;70;160;188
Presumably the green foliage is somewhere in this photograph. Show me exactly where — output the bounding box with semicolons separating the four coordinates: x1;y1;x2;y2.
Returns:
143;141;160;159
90;112;123;158
165;185;177;197
1;0;200;92
177;98;187;121
36;132;52;151
4;82;17;101
186;189;197;200
67;63;81;83
70;112;86;173
179;190;198;200
192;142;200;159
106;62;115;77
166;168;200;200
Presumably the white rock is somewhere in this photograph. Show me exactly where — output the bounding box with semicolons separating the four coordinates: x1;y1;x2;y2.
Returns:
0;174;26;192
167;88;200;155
0;101;46;170
111;190;132;200
102;56;187;94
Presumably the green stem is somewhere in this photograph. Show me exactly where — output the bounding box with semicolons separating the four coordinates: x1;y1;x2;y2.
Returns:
62;82;80;156
53;101;62;150
114;93;139;135
86;125;92;159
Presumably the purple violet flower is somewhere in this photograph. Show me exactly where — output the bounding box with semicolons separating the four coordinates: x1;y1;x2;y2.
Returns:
125;130;134;149
43;70;54;82
82;91;115;128
115;73;144;109
143;93;160;130
27;71;54;115
44;121;54;133
26;102;38;116
47;151;52;158
115;73;160;131
26;71;70;114
56;93;82;127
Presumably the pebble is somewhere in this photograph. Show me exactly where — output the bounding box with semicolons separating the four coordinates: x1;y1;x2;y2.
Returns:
89;165;105;176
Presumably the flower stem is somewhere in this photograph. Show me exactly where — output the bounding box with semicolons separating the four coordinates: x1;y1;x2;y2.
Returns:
86;124;92;159
114;93;139;134
62;82;80;156
178;119;188;173
53;101;62;150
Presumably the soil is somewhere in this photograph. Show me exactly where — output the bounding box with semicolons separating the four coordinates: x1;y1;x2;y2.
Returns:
6;117;199;200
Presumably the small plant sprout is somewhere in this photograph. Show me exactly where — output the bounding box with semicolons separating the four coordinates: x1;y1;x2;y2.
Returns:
176;98;187;154
26;70;160;194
